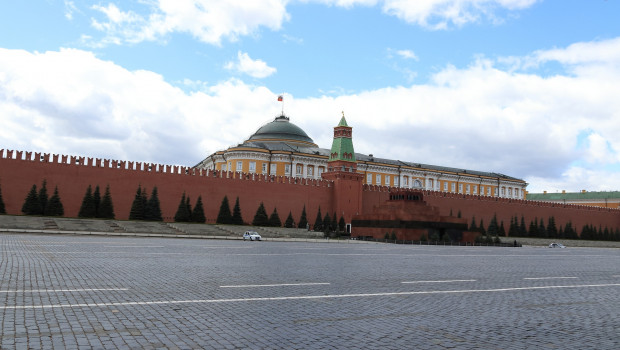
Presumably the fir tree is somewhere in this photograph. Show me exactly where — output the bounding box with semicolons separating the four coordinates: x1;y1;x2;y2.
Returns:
45;186;64;216
129;185;145;220
313;206;323;231
547;217;558;238
508;216;518;237
22;184;39;215
298;205;308;229
231;197;243;225
284;211;295;228
252;202;269;226
487;214;499;236
38;180;48;216
499;221;506;236
268;207;281;227
216;195;233;224
145;187;163;221
538;219;547;238
323;212;331;233
98;185;115;219
338;215;345;232
519;216;528;237
93;185;101;218
174;192;191;222
478;219;486;235
78;185;97;218
331;212;338;232
192;196;206;223
470;216;477;231
529;218;539;237
0;182;6;214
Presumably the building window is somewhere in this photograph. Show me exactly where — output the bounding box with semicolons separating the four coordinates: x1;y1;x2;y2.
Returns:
367;173;372;184
414;179;422;188
458;184;463;193
429;179;434;190
236;161;242;172
307;166;314;177
451;183;456;192
318;167;324;177
285;164;291;175
270;163;276;175
222;164;227;171
515;188;520;198
376;174;381;185
403;176;408;187
385;175;390;186
262;163;267;174
249;162;256;173
296;164;303;177
487;187;492;196
466;184;470;194
395;177;399;187
443;182;448;191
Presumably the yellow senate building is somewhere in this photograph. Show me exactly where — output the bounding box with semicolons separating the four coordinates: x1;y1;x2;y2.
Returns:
195;113;528;199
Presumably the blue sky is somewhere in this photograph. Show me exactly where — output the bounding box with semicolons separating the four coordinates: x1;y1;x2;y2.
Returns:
1;0;620;193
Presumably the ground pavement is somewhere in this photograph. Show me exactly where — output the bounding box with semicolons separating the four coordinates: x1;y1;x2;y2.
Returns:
1;232;619;349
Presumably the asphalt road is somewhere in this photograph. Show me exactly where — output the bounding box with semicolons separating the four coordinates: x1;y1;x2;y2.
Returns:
1;233;619;349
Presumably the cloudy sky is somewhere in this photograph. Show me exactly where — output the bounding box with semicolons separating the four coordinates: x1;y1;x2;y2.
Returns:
1;0;619;193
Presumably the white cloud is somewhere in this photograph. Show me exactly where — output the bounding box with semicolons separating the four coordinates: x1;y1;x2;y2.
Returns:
224;52;277;78
86;0;539;47
396;49;418;60
380;0;539;29
89;0;290;46
1;37;620;192
64;1;79;20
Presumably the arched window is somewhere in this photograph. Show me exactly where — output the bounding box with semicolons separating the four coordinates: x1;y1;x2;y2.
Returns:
413;179;423;188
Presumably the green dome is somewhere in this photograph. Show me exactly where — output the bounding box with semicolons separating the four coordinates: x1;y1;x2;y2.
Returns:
247;115;316;146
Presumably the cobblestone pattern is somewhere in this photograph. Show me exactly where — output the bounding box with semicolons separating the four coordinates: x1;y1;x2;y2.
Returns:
1;233;619;349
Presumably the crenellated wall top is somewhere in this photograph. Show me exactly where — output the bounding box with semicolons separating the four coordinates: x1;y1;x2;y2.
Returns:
0;148;333;188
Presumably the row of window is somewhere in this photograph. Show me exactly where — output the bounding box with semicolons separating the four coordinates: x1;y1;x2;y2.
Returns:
220;161;324;178
365;173;522;198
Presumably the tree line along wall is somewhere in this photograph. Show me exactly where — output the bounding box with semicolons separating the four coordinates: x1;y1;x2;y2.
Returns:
0;150;333;224
362;186;620;234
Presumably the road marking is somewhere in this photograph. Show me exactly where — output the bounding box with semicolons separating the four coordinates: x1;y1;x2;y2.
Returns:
523;277;578;280
220;282;330;288
3;283;619;310
0;288;129;293
402;279;476;284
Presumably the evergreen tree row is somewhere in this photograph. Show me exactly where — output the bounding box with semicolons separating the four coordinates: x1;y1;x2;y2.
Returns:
21;180;64;216
470;214;620;242
78;184;115;219
129;185;162;221
173;192;205;223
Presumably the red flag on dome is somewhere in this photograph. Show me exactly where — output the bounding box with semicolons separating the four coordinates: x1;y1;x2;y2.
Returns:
277;95;283;102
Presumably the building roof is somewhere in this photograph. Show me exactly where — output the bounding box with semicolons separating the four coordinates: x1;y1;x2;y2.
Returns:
246;114;317;147
527;191;620;201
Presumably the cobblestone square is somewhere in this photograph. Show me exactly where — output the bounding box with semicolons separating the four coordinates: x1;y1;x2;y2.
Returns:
1;233;619;349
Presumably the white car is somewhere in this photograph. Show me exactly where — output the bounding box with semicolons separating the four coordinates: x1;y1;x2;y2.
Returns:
243;231;262;241
548;243;566;248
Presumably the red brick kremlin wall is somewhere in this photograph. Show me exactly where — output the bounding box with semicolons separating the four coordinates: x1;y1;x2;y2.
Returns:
362;185;620;233
0;150;332;224
2;149;619;233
